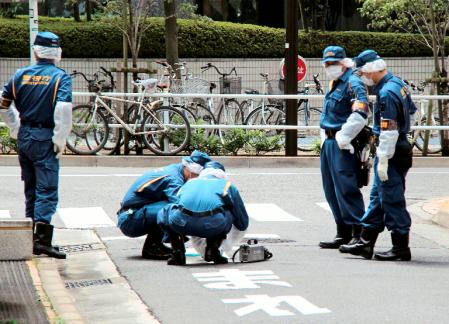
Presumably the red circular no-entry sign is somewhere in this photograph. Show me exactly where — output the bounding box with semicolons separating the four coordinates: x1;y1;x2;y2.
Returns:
280;55;307;82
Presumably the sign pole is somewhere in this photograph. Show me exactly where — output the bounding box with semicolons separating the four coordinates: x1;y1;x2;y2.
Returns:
285;0;298;156
29;0;39;64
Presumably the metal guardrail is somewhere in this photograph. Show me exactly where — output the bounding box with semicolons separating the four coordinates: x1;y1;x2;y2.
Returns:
1;92;448;130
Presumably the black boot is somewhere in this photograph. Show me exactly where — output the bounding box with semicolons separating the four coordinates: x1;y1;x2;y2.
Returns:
339;228;379;259
167;230;186;266
374;232;411;261
142;226;172;260
33;222;66;259
205;235;228;264
347;224;362;245
319;224;352;249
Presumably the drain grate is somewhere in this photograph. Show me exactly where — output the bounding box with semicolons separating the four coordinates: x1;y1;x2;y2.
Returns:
58;243;101;253
65;278;113;289
241;238;296;244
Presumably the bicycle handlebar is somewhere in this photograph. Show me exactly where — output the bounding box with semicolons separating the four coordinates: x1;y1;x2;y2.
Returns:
201;63;238;77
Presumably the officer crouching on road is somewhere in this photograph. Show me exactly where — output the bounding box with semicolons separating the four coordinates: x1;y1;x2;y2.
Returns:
117;150;211;260
339;50;417;261
157;161;249;266
1;31;72;259
319;46;369;249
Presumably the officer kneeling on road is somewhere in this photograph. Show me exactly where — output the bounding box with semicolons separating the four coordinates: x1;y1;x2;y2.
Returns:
157;161;249;266
1;31;72;259
339;50;417;261
117;150;211;260
319;45;369;249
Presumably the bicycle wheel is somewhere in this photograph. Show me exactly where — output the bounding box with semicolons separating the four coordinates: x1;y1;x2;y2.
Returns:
183;102;217;136
244;104;286;139
218;99;244;126
66;104;109;155
414;116;442;154
297;106;322;151
141;106;191;155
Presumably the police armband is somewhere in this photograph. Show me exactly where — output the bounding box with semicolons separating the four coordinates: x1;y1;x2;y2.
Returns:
351;100;369;116
380;118;398;131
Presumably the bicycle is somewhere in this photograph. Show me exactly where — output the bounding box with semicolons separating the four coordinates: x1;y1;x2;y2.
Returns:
404;80;441;154
66;78;191;156
244;73;323;151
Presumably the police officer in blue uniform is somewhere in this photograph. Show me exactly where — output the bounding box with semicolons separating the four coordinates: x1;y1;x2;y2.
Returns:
157;161;249;266
117;150;211;260
339;50;417;261
319;46;370;249
1;31;72;259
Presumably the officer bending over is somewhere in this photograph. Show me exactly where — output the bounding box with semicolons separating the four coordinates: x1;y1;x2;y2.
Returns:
1;31;72;259
117;150;211;260
157;161;249;266
340;50;417;261
319;46;369;249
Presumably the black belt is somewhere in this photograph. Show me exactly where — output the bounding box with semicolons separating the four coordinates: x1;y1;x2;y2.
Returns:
325;129;337;139
179;206;225;217
21;121;54;129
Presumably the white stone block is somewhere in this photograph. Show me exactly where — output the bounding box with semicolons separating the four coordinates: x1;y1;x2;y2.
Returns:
0;219;33;260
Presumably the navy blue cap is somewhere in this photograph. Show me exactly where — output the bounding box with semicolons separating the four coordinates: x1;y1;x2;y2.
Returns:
354;50;381;68
34;31;60;48
184;150;211;166
204;161;226;172
322;46;346;63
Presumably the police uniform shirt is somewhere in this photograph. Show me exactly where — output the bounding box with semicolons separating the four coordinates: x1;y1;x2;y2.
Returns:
178;175;249;231
372;72;417;136
2;60;72;127
121;163;185;210
320;68;369;130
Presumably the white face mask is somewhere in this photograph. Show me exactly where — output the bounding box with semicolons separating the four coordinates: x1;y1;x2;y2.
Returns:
325;65;344;80
361;75;375;86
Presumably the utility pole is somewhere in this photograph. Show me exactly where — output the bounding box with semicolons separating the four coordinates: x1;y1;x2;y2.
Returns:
285;0;298;156
29;0;39;64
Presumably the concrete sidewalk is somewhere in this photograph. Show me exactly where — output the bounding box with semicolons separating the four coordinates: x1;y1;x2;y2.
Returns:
0;155;448;168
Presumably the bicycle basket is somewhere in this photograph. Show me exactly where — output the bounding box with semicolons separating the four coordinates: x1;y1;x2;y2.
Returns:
170;78;210;94
267;79;285;105
219;76;242;94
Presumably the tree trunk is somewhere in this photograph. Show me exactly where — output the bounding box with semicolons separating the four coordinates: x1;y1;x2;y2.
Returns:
221;0;229;21
202;0;212;16
73;1;81;22
164;0;180;78
298;0;307;31
86;0;92;21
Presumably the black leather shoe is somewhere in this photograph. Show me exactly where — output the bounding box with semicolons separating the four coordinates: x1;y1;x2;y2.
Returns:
374;232;411;261
167;250;186;266
166;229;186;265
339;228;378;259
319;224;352;249
205;236;228;264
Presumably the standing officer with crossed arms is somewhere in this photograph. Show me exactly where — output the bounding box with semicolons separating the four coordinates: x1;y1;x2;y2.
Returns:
339;50;417;261
1;31;72;259
319;46;370;250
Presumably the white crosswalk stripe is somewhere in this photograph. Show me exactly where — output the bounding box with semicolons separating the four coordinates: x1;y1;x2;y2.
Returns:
54;207;115;228
316;202;332;213
245;203;302;222
0;210;11;218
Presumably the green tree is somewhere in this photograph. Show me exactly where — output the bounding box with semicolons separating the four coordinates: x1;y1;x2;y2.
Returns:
359;0;449;155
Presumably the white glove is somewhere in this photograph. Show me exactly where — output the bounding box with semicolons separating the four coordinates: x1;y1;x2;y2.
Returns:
377;130;399;160
377;157;389;182
52;101;72;159
0;103;20;139
335;112;367;154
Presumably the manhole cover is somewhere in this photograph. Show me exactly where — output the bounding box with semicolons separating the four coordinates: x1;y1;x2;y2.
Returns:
65;278;113;289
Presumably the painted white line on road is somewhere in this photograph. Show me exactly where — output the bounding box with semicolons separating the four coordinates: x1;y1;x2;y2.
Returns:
244;234;280;239
56;207;115;228
245;203;302;222
316;202;332;213
0;210;11;218
222;294;331;316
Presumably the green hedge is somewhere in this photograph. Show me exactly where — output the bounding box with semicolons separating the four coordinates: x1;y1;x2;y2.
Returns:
0;17;447;58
